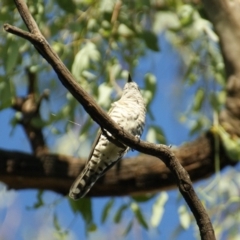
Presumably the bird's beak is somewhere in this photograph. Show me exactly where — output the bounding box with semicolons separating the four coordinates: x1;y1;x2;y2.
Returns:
128;73;133;83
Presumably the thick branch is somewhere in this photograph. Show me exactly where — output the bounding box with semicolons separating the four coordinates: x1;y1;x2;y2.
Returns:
4;0;215;238
0;133;233;196
202;0;240;78
202;0;240;137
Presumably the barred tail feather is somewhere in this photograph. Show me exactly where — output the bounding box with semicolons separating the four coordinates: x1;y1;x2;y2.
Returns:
69;165;98;200
69;155;124;200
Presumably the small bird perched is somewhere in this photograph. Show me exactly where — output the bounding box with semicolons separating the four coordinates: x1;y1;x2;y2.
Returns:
69;74;146;200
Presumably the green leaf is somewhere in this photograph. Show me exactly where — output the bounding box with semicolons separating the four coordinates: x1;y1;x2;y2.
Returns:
114;204;128;223
118;24;134;37
0;77;13;110
130;202;148;229
69;198;93;225
123;219;134;236
145;73;157;97
53;213;69;240
141;30;160;52
178;205;191;229
192;88;204;112
189;116;210;136
101;198;114;223
146;126;166;144
5;39;20;74
151;192;168;227
178;5;194;27
53;213;61;232
142;73;157;108
31;118;47;128
27;190;44;209
216;126;240;161
72;42;100;79
56;0;76;13
132;194;155;203
189;119;203;136
98;83;113;108
210;91;226;112
87;222;97;232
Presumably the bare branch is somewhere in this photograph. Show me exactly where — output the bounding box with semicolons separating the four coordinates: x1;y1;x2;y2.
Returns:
3;24;40;44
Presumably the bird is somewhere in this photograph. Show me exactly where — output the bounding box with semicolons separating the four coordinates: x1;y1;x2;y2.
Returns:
69;74;146;200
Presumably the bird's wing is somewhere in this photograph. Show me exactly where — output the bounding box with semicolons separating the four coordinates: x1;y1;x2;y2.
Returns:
86;104;115;163
87;128;102;163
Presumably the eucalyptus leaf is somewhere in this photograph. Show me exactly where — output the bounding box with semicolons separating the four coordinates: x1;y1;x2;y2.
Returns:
101;198;114;223
56;0;76;13
114;204;128;223
5;39;20;74
192;88;204;112
123;219;133;236
0;77;13;110
178;205;191;229
26;190;44;210
151;192;168;227
141;30;160;52
69;198;93;225
146;126;166;144
130;202;148;229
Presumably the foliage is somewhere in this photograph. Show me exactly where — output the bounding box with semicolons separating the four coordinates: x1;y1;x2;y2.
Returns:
1;0;239;239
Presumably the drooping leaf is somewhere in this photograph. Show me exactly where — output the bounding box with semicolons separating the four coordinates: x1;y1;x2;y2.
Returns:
178;5;194;27
189;116;210;136
210;91;226;112
56;0;76;13
69;197;93;225
178;205;191;229
31;118;47;128
130;202;148;229
146;125;166;144
192;88;204;112
53;213;69;240
26;190;44;209
216;126;240;161
123;219;134;236
0;77;13;110
151;192;168;227
97;83;113;108
101;198;114;223
72;42;100;79
142;73;157;109
5;38;20;74
141;30;160;52
87;222;97;232
114;204;128;223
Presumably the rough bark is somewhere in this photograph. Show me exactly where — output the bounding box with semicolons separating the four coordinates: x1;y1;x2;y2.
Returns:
1;132;234;197
203;0;240;137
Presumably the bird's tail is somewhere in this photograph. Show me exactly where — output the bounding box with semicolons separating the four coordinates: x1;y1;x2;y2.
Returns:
69;164;98;200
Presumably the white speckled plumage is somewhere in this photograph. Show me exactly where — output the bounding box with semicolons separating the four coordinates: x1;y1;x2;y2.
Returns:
69;75;146;200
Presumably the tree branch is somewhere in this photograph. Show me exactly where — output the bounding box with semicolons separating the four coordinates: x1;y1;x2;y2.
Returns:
202;0;240;138
0;133;234;196
11;68;49;155
3;0;216;238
